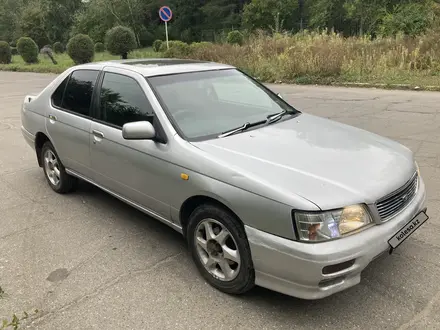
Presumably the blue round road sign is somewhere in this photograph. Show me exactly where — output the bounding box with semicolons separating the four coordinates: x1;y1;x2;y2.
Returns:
159;6;172;22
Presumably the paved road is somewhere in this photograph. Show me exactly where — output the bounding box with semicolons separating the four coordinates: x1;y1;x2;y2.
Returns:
1;72;440;330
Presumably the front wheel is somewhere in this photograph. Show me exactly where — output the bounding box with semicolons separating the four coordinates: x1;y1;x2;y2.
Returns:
187;204;255;295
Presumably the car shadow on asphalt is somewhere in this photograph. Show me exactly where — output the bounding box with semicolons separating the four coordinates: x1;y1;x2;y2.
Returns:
72;180;410;313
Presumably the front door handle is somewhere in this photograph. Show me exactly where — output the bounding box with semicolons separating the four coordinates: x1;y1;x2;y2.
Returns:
92;130;104;144
92;130;104;138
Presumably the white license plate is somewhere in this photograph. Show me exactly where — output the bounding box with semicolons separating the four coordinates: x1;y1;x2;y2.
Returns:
388;210;429;250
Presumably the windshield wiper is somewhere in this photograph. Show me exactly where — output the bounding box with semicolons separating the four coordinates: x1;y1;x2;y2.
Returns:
218;120;266;138
266;110;292;125
218;110;296;138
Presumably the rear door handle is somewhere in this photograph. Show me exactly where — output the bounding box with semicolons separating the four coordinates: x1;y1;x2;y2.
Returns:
48;114;57;123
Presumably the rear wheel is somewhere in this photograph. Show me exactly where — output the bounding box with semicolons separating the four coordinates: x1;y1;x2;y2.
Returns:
187;204;255;295
41;141;77;194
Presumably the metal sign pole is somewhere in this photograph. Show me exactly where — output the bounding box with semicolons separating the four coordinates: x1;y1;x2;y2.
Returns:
165;21;169;50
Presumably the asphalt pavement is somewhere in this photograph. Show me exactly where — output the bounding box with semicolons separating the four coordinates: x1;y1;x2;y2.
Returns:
1;72;440;329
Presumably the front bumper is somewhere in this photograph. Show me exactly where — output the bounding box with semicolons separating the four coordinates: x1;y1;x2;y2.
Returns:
245;177;427;300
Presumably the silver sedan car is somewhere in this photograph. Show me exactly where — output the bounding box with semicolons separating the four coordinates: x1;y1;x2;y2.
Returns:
20;59;428;300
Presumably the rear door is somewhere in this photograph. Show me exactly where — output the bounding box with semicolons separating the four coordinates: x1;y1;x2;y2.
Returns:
46;69;100;178
89;67;171;218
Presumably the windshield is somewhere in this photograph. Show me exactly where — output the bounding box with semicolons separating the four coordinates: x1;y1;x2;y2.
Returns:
147;69;300;141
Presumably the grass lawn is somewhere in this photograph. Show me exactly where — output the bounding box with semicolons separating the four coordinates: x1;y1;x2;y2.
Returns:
0;48;158;74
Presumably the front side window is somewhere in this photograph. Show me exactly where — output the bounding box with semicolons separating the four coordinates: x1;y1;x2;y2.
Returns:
147;69;299;140
99;72;155;128
61;70;99;116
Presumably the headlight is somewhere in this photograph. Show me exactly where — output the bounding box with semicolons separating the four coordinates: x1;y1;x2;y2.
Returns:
294;204;373;242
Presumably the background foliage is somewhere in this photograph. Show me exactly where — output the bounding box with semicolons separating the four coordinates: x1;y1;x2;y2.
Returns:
1;0;439;46
1;0;440;89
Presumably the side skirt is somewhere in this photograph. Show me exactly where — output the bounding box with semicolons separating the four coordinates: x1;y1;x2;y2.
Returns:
66;168;184;235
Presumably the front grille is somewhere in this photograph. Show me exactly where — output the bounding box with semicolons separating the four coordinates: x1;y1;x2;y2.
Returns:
375;172;418;221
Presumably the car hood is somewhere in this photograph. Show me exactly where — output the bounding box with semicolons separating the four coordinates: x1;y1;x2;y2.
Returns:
191;113;416;210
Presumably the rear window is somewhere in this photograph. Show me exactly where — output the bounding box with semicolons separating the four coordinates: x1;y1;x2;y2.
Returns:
52;70;99;117
51;76;69;108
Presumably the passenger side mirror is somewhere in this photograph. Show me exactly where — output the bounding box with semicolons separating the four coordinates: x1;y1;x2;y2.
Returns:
122;121;156;140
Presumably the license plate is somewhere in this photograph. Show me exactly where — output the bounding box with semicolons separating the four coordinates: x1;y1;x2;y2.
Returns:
388;210;429;250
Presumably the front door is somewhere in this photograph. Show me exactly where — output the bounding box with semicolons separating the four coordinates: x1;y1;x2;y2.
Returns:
46;69;100;178
89;68;171;219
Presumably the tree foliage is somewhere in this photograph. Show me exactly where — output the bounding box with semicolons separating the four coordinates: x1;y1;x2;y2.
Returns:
0;0;439;48
17;37;39;63
105;26;137;59
53;42;64;54
67;34;95;64
0;41;11;64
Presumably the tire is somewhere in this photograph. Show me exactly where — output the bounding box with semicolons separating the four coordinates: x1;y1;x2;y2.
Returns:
187;203;255;295
41;141;77;194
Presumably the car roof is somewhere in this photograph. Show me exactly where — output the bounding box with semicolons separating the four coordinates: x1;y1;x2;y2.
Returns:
76;58;235;77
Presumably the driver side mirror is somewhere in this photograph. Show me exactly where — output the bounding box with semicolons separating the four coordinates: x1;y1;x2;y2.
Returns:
122;121;156;140
277;93;284;100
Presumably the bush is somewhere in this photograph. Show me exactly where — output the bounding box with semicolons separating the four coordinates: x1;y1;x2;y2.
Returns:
0;41;11;64
105;26;137;59
152;40;163;52
161;40;191;58
11;47;18;56
190;42;214;52
227;30;244;45
9;41;16;48
17;37;39;64
139;29;154;47
53;42;64;54
159;40;189;53
66;34;95;65
95;42;105;53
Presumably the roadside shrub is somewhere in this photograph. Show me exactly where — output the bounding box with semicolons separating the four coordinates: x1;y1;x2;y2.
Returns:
11;47;18;56
66;34;95;64
160;40;190;58
95;42;105;53
105;26;137;59
9;41;16;48
190;42;214;53
227;30;244;45
152;40;163;52
53;42;64;54
0;41;12;64
160;40;189;53
17;37;39;64
139;29;154;47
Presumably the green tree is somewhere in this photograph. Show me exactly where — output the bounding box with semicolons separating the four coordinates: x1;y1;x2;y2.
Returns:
343;0;387;35
378;2;435;36
200;0;242;30
105;26;137;59
0;0;25;42
19;2;50;48
307;0;348;32
72;0;115;43
67;34;95;64
43;0;83;44
242;0;299;32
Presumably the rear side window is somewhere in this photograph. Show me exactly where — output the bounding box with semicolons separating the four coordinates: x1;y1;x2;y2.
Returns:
51;76;69;108
99;72;155;128
61;70;99;117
